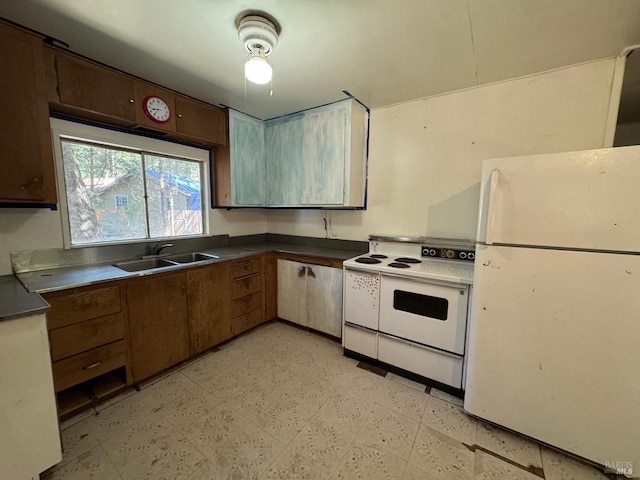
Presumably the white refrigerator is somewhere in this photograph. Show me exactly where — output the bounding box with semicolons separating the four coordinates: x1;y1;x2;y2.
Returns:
464;146;640;475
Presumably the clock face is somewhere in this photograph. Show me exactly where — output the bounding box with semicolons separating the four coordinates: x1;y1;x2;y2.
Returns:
143;96;171;123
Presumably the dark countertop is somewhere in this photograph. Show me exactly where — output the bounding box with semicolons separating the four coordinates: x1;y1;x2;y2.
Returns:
0;274;50;321
16;241;365;294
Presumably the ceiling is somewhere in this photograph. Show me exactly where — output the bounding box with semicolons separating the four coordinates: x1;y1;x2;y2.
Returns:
2;0;640;120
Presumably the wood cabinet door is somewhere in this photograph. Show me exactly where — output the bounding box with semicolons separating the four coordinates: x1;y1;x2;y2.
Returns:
277;259;308;326
265;116;304;205
0;24;56;202
307;264;343;337
56;53;136;122
175;96;226;145
126;272;189;383
229;110;265;206
186;262;231;355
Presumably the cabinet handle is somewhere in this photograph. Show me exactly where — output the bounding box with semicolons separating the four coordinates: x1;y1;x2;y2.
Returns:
83;361;102;370
129;99;134;103
307;267;316;278
298;266;307;277
178;114;183;118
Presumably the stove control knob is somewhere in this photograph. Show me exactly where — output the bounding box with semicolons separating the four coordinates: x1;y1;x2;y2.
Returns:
459;252;467;259
429;249;436;256
467;252;475;260
445;249;455;258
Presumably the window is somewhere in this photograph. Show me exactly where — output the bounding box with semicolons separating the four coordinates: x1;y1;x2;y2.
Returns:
51;118;210;247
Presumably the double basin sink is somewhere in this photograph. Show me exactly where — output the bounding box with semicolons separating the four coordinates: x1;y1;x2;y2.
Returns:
114;252;219;273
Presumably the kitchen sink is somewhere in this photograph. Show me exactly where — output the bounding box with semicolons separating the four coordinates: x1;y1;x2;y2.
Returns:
114;258;178;272
165;252;219;263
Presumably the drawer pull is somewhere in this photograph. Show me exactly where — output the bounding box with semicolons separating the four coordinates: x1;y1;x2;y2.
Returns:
83;361;102;370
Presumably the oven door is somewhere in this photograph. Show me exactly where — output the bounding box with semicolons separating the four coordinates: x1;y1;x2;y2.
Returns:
379;274;468;355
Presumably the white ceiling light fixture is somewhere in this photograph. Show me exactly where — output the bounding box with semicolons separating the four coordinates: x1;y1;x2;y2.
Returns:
238;14;279;85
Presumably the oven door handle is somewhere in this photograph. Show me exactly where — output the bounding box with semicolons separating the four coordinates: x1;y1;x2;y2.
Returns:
379;332;463;359
344;322;378;334
380;272;469;291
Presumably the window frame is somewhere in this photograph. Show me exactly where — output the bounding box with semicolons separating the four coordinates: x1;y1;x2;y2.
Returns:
50;117;211;249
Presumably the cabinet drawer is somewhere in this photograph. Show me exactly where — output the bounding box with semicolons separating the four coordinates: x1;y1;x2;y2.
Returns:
232;291;262;318
232;308;263;335
231;274;261;299
45;285;121;330
231;257;261;279
52;340;126;392
343;324;378;359
49;313;125;361
378;333;463;389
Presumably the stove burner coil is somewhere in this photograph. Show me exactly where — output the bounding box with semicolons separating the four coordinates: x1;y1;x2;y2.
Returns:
394;257;421;264
388;262;411;268
355;257;382;264
370;254;388;259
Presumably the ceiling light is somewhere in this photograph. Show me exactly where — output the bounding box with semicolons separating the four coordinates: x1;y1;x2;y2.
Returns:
237;14;279;85
244;47;272;85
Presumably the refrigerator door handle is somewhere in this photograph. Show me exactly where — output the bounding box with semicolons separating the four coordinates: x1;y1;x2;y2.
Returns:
485;168;501;245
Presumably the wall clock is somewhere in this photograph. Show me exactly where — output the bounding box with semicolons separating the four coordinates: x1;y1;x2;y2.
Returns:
142;96;171;124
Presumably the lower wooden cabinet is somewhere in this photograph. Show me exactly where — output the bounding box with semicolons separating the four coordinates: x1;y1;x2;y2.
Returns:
230;256;265;335
38;251;340;418
186;262;232;355
42;281;129;418
126;272;190;383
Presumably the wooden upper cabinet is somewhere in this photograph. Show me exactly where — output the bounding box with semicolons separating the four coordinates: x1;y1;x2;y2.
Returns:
0;22;56;203
133;82;176;133
55;52;136;123
175;96;226;145
41;45;59;103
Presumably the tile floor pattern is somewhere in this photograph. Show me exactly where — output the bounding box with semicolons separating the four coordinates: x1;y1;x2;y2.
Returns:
46;321;620;480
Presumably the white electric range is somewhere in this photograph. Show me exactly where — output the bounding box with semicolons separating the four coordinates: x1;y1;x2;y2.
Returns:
342;236;475;392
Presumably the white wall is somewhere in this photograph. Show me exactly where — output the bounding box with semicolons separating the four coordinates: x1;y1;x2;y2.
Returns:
267;58;618;241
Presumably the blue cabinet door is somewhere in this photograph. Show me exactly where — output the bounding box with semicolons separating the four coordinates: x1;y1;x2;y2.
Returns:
229;110;265;206
300;104;347;205
265;114;304;205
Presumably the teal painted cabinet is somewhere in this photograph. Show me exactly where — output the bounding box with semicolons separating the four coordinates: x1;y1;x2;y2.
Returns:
265;114;304;205
299;104;348;205
219;99;368;208
265;99;367;207
229;109;265;206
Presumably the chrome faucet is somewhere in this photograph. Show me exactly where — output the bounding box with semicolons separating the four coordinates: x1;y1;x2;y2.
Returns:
152;241;173;256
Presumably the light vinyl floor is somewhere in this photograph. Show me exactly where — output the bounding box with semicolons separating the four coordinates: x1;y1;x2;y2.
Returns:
46;321;618;480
